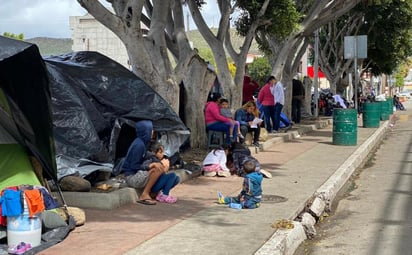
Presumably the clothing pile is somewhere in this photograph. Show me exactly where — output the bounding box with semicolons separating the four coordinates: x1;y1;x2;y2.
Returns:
0;185;58;226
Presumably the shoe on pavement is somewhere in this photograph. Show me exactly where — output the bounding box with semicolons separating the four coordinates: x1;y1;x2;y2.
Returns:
203;171;217;177
156;193;177;203
137;199;157;205
217;171;231;177
253;142;260;147
217;191;225;204
260;169;272;179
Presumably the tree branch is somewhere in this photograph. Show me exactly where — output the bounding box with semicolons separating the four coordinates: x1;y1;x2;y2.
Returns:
77;0;125;36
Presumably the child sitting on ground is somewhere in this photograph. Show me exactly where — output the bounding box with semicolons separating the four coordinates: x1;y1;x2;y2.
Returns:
202;144;231;177
218;98;244;142
218;160;262;209
142;142;180;203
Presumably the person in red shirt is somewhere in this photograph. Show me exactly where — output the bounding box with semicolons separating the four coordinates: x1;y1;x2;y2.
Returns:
257;76;276;132
242;76;259;105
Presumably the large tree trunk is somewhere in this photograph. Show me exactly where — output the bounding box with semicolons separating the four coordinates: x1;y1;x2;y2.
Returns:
303;76;313;116
77;0;194;114
126;42;180;112
182;56;215;149
261;0;360;118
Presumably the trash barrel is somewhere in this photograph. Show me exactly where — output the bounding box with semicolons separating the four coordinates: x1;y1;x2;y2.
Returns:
333;108;357;146
379;100;390;121
386;97;394;115
362;102;380;128
7;197;42;248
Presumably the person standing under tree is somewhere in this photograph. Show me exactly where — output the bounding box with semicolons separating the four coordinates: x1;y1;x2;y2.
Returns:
258;76;276;133
270;76;285;133
292;75;305;124
242;76;259;105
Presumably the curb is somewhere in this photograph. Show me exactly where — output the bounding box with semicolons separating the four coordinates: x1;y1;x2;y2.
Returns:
54;168;202;210
256;119;333;153
254;121;389;255
52;118;332;210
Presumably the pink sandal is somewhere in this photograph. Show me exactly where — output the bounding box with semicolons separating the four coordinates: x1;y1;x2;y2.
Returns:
156;193;177;203
8;242;32;255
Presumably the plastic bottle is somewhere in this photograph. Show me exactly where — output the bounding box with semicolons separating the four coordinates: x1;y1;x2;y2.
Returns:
228;203;242;209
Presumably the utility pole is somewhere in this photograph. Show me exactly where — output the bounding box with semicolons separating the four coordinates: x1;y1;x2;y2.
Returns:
313;29;319;118
344;35;367;110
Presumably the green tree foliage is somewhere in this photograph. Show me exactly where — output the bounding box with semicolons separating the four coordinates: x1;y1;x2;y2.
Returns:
235;0;300;55
248;56;271;86
360;0;412;75
394;58;412;87
395;71;405;88
3;32;24;40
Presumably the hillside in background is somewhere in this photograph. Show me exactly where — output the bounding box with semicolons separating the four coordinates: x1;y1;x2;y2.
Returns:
187;28;261;55
26;37;72;56
25;28;261;57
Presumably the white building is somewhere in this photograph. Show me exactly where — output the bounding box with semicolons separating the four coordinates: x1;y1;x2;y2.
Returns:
69;13;130;68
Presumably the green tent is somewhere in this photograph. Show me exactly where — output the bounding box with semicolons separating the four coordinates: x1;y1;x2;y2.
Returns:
0;36;57;189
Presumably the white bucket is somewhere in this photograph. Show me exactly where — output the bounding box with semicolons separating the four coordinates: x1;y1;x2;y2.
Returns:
7;197;42;247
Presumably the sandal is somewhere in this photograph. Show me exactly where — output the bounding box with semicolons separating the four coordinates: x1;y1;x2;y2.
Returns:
8;242;32;255
156;193;177;203
137;199;157;205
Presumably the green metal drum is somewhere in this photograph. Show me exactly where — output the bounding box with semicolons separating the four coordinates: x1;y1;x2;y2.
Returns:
379;100;389;121
362;102;380;128
333;108;357;146
386;97;394;115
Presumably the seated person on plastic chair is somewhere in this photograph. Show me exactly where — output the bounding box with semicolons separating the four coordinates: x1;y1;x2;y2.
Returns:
205;92;238;144
218;160;262;209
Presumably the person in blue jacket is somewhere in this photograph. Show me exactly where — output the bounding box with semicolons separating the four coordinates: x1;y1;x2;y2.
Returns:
234;101;261;147
218;160;263;209
122;120;176;205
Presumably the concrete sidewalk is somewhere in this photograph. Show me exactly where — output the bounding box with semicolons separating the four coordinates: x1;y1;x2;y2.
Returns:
39;115;391;255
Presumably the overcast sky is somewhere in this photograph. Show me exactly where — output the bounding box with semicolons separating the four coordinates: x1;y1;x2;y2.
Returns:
0;0;218;39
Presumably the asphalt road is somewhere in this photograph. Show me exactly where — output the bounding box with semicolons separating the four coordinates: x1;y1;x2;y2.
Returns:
296;100;412;255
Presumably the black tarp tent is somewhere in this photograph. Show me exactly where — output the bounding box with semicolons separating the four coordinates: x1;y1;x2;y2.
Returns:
45;51;190;179
0;36;57;180
0;36;190;181
0;36;75;254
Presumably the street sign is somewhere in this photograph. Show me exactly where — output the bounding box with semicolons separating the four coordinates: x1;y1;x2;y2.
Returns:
344;35;367;59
